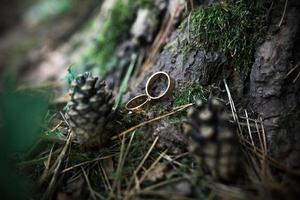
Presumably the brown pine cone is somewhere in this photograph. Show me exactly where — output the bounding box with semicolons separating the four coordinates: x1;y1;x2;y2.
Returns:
65;72;115;148
183;99;241;182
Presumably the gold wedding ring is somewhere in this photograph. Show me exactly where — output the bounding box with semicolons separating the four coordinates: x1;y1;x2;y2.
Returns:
146;71;175;100
125;94;149;113
125;71;175;113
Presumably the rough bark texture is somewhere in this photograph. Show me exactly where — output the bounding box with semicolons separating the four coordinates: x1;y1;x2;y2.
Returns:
125;27;227;100
249;0;300;194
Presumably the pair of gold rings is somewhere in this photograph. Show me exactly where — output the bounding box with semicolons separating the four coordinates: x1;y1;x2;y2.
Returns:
125;71;175;113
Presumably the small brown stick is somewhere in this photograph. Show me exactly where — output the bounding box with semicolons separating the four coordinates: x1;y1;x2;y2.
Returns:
112;103;193;139
61;154;116;173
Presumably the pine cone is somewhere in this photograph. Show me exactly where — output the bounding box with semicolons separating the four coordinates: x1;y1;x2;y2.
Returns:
183;99;241;182
65;72;114;148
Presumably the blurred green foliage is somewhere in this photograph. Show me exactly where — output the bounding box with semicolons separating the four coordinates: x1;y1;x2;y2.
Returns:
80;0;152;75
25;0;72;23
0;74;49;199
0;91;49;152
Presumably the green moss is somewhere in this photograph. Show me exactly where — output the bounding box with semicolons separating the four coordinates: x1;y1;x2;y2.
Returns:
173;84;211;107
80;0;152;75
149;83;221;114
184;0;269;78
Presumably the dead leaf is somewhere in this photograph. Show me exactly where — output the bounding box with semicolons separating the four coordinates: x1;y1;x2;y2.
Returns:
145;163;167;182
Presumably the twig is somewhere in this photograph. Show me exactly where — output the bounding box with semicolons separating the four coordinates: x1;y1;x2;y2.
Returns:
112;103;193;140
61;154;116;173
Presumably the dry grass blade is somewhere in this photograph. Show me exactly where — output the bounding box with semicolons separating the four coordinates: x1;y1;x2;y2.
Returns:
112;103;193;139
40;112;75;200
81;167;105;200
223;79;243;139
141;177;186;192
260;117;268;154
138;149;168;184
223;78;300;199
293;70;300;83
134;136;159;178
124;136;160;200
61;154;116;173
40;144;55;181
41;130;73;200
108;131;136;199
245;110;255;149
278;0;288;27
99;163;112;192
286;63;299;77
108;134;126;200
254;120;264;155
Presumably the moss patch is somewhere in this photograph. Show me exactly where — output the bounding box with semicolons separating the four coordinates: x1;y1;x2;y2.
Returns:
172;84;211;107
149;83;222;114
183;0;269;78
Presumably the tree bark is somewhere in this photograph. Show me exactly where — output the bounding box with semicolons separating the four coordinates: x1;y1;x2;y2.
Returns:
249;0;300;194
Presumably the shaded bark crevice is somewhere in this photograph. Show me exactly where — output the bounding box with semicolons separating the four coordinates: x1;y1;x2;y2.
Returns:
249;0;300;193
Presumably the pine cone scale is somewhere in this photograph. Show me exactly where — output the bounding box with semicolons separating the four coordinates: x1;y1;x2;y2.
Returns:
65;72;115;148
